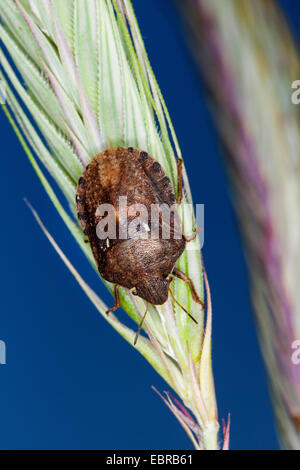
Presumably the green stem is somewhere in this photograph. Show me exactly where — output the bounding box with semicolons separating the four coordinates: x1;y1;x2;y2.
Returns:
202;422;220;450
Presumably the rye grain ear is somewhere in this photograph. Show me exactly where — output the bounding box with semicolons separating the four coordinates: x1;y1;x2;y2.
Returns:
176;0;300;450
1;0;221;449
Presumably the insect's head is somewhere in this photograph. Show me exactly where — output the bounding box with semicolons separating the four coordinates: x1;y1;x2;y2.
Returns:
136;276;169;305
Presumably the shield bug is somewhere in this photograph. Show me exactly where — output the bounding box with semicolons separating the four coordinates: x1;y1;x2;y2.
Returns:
76;147;203;341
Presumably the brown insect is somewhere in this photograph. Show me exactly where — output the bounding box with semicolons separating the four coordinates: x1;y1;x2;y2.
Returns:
76;147;203;342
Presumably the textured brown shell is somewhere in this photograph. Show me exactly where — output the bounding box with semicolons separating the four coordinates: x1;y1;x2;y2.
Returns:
76;147;185;305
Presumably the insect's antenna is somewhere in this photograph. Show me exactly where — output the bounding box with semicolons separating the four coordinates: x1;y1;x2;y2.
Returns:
134;302;149;346
168;288;198;324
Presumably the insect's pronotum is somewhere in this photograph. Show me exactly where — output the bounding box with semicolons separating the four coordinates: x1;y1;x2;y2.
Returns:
76;147;203;343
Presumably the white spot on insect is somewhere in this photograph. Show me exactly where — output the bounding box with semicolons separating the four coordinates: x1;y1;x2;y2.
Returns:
142;222;150;232
106;238;110;248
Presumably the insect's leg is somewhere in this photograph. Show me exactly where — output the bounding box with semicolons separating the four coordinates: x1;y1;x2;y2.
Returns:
168;288;198;324
106;284;120;315
293;415;300;430
172;267;205;309
176;158;183;204
134;303;149;346
183;226;202;242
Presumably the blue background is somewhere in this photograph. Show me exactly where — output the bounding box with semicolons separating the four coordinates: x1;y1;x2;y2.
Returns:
0;0;299;450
